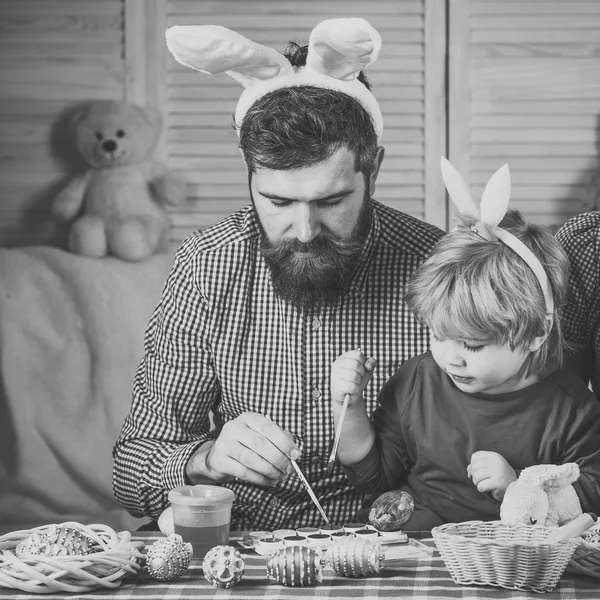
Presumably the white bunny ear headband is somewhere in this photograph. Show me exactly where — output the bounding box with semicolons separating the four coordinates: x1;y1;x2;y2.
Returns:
440;157;554;317
165;18;383;141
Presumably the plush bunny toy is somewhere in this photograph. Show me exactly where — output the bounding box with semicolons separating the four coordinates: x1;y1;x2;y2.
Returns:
500;463;583;527
165;18;384;143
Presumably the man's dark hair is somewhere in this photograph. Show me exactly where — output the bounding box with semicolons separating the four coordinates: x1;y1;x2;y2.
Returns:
283;42;372;90
237;42;379;175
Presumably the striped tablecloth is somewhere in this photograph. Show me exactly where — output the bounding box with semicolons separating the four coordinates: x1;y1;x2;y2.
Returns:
2;531;600;599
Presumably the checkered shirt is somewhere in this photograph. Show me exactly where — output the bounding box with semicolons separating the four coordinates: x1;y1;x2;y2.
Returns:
556;211;600;399
113;199;443;530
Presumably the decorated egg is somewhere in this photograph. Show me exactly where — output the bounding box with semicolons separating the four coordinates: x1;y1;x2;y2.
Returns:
328;535;385;578
368;490;415;531
16;524;95;557
146;534;193;581
583;526;600;545
266;545;324;587
203;545;245;588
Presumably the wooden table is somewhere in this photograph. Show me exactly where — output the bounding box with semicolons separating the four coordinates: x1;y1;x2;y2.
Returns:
2;531;600;599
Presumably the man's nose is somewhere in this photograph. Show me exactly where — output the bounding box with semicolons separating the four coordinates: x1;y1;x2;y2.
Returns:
294;203;320;243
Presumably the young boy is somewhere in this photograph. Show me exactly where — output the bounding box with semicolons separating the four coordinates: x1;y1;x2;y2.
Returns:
331;209;600;531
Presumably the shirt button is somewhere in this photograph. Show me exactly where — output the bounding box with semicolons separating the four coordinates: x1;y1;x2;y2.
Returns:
312;317;321;330
268;498;280;508
311;388;321;400
311;454;321;465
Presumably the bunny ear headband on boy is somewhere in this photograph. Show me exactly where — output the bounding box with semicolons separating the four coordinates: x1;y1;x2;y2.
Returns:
440;157;554;317
165;18;383;141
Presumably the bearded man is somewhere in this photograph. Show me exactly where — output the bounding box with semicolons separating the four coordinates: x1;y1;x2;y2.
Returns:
113;20;443;530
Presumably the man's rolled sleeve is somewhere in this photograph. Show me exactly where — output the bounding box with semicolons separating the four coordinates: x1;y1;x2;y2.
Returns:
162;439;211;490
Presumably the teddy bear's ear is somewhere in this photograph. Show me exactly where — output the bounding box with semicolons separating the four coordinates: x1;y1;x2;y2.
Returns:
69;105;91;132
141;106;163;130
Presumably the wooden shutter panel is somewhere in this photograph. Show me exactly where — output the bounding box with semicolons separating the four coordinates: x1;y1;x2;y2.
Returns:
449;0;600;229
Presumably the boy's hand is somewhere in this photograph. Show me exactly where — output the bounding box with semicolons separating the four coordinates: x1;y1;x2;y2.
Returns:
468;450;517;502
330;349;377;406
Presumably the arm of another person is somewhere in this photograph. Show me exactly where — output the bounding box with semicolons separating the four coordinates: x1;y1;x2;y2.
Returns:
563;344;594;389
112;246;299;519
556;213;600;393
560;388;600;513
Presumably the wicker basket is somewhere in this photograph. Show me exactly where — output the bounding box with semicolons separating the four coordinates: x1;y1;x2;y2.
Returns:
567;538;600;579
432;520;579;593
0;522;146;594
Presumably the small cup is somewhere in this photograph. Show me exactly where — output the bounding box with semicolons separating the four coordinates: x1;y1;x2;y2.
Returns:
256;537;285;555
283;535;307;547
168;484;235;560
273;529;296;540
305;533;332;550
343;522;366;534
296;526;320;537
355;528;380;541
320;524;344;535
330;531;352;542
243;531;271;548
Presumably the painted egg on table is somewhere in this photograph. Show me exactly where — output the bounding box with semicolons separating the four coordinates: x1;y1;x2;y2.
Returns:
266;545;324;587
146;534;193;581
368;490;415;531
328;536;385;578
203;545;245;588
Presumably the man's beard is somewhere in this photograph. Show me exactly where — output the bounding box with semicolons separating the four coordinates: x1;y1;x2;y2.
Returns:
257;197;372;313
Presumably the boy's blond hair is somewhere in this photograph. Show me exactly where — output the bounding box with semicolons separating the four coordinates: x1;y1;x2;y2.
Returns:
405;210;569;378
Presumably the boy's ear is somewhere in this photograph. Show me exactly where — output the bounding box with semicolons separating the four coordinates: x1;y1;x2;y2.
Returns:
368;146;385;196
528;316;553;352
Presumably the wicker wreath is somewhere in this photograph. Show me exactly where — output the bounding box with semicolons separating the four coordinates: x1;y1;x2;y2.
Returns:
0;522;146;594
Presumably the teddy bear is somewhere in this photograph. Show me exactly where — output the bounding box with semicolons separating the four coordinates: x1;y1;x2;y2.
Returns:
500;463;583;528
53;101;186;261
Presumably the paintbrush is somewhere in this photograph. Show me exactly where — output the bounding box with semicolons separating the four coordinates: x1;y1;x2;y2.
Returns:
264;413;331;524
326;393;350;475
290;459;331;525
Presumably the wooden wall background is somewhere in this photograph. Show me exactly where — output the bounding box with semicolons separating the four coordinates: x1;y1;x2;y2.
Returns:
0;0;125;247
0;0;598;250
450;0;600;228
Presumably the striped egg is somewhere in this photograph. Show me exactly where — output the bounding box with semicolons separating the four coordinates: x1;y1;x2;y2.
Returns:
328;536;385;578
266;545;324;587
